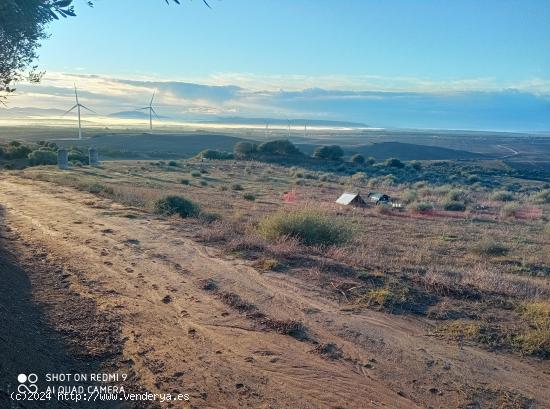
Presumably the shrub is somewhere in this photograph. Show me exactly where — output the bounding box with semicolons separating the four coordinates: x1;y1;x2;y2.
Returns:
544;223;550;240
257;139;301;156
200;180;208;186
191;171;201;177
409;160;422;171
365;157;376;166
168;161;178;167
257;208;351;246
402;189;418;204
313;145;344;161
243;193;256;201
198;149;233;160
501;203;520;218
179;178;190;185
490;190;514;202
533;189;550;204
446;189;466;202
411;202;433;213
153;195;200;218
471;238;508;257
233;141;257;157
443;200;466;211
6;144;31;159
231;183;243;191
350;154;365;165
514;302;550;357
28;149;57;166
384;157;404;168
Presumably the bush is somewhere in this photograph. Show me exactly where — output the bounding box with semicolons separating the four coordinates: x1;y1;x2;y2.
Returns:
198;149;233;160
28;149;57;166
409;160;422;171
243;193;256;201
153;195;200;218
350;154;365;165
471;238;508;257
411;202;433;212
402;189;418;204
446;189;466;202
179;178;190;185
365;157;376;166
514;302;550;357
384;157;404;168
533;189;550;204
200;180;208;186
191;171;201;177
313;145;344;161
258;208;351;246
443;200;466;211
5;144;31;159
257;139;301;156
168;161;178;167
233;141;257;157
501;203;520;218
231;183;243;191
490;190;514;202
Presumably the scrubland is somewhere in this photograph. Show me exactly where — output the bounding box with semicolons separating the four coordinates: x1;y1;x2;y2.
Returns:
15;152;550;361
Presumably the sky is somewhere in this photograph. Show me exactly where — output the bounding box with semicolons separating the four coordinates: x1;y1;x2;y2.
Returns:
3;0;550;130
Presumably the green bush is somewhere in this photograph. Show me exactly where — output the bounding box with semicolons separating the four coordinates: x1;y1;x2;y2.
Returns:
231;183;243;191
446;189;466;202
490;190;514;202
350;154;365;165
153;195;200;218
257;139;301;156
443;200;466;211
365;157;376;166
179;178;190;185
409;160;422;171
233;141;258;157
402;189;418;204
191;171;201;177
200;180;208;186
243;193;256;201
411;202;434;212
471;238;508;257
384;157;404;168
5;144;31;159
257;208;351;246
198;149;233;160
168;161;178;167
501;203;520;218
313;145;344;161
28;149;57;165
533;189;550;204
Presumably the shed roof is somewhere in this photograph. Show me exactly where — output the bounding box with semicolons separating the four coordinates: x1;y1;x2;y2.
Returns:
336;192;362;205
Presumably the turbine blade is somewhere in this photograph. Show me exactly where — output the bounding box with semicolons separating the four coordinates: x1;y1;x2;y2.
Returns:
150;91;155;107
74;83;79;104
151;108;160;120
79;104;96;114
136;107;150;110
62;105;78;116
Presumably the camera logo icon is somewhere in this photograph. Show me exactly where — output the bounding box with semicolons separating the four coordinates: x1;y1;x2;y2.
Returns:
17;373;38;394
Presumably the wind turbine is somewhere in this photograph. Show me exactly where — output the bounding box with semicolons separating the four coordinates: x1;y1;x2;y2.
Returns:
63;84;95;140
287;119;291;138
137;91;159;132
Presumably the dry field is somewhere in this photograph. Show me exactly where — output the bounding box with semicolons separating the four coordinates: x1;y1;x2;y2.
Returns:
1;157;549;408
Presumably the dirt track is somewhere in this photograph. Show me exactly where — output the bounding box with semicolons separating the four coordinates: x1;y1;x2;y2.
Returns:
1;175;549;408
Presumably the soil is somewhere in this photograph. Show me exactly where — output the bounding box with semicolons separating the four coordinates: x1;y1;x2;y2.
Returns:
1;175;549;408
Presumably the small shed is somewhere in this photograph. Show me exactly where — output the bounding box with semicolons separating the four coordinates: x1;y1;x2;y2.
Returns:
336;192;367;207
368;192;390;204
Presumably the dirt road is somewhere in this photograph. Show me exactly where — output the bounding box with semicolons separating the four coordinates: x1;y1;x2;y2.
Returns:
1;175;548;408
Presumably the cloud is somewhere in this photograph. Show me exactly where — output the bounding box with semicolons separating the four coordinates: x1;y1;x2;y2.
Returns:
3;72;550;130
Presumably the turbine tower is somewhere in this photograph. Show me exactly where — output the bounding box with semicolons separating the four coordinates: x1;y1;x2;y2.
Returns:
287;119;291;138
138;91;159;131
63;84;94;140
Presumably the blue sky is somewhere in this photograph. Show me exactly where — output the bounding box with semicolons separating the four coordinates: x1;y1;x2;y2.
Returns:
5;0;550;130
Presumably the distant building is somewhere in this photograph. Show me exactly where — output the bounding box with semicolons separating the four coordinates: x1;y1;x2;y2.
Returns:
335;192;367;207
368;192;390;204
